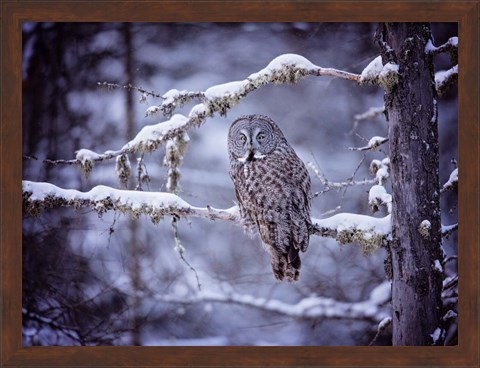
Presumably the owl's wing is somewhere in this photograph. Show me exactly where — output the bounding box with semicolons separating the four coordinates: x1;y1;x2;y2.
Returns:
288;154;312;252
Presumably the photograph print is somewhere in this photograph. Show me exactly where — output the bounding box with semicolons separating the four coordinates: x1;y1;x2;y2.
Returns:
22;22;458;346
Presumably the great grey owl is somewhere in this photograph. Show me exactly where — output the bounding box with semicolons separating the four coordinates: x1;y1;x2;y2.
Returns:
228;115;312;282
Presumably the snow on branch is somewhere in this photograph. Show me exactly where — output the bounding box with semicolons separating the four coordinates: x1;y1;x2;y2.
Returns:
49;114;196;177
359;56;399;92
441;223;458;238
22;180;238;224
435;65;458;97
155;281;391;323
425;37;458;58
353;106;385;122
149;53;362;118
440;168;458;193
23;181;392;248
47;54;368;173
312;214;391;254
348;136;389;152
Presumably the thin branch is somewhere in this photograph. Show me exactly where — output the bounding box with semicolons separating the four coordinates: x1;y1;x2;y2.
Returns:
441;223;458;238
348;137;389;152
308;161;377;193
353;106;386;122
22;308;80;342
171;216;202;291
97;81;163;99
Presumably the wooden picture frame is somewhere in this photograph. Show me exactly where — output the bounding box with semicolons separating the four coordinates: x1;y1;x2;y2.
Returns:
1;1;478;366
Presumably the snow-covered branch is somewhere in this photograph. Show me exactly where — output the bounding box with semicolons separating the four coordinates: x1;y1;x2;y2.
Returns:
312;213;391;254
44;54;367;172
348;136;388;151
353;106;385;122
155;281;391;323
425;37;458;57
22;181;238;224
435;65;458;97
440;168;458;193
359;56;399;92
23;181;392;248
441;223;458;238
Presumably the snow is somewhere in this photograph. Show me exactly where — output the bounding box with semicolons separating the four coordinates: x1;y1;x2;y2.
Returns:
435;65;458;89
443;310;457;321
313;213;391;238
145;105;160;117
188;103;208;118
421;219;431;229
248;53;319;80
368;185;392;213
434;259;443;272
367;136;387;149
430;327;445;344
441;168;458;191
22;180;191;210
162;88;184;102
205;80;246;99
75;148;100;164
122;114;189;151
377;316;392;330
380;62;399;77
368;281;391;305
155;282;390;321
375;167;389;184
441;223;458;234
360;56;383;83
424;39;436;53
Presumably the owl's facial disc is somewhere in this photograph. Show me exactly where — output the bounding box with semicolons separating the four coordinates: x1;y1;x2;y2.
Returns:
236;128;266;163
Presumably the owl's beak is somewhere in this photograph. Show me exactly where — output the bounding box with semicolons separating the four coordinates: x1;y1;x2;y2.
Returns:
245;150;255;162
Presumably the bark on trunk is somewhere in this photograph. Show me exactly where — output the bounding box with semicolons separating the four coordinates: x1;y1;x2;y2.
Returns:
376;23;444;346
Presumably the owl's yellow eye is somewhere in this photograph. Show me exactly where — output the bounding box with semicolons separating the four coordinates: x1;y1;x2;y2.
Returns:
257;133;265;141
239;134;247;143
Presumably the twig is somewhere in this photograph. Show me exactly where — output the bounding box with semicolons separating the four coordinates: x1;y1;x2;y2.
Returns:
97;81;163;99
171;216;201;291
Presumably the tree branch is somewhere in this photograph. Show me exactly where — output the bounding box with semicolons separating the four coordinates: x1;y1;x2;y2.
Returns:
426;37;458;60
435;65;458;97
348;136;389;152
440;168;458;193
23;181;392;249
154;281;391;323
43;54;364;170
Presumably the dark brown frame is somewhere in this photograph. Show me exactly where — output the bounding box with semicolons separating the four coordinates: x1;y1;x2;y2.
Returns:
1;1;478;367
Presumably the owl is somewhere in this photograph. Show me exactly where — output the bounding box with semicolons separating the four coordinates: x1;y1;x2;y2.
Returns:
228;115;312;282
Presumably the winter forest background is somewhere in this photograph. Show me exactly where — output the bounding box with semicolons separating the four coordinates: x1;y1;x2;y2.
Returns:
22;22;458;346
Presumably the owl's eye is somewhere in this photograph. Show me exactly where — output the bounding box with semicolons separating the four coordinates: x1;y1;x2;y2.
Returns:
256;133;265;142
239;134;247;143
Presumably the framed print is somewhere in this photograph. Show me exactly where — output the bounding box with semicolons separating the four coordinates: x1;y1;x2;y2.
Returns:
1;1;478;367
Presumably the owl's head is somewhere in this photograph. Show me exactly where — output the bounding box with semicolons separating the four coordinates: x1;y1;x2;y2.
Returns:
228;115;286;162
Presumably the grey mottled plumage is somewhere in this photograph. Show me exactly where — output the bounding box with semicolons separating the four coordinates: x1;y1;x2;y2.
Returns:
228;115;312;282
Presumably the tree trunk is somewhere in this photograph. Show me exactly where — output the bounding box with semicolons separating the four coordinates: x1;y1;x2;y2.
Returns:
376;23;444;345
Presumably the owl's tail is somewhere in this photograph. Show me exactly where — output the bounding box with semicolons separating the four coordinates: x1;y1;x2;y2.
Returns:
270;246;301;282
